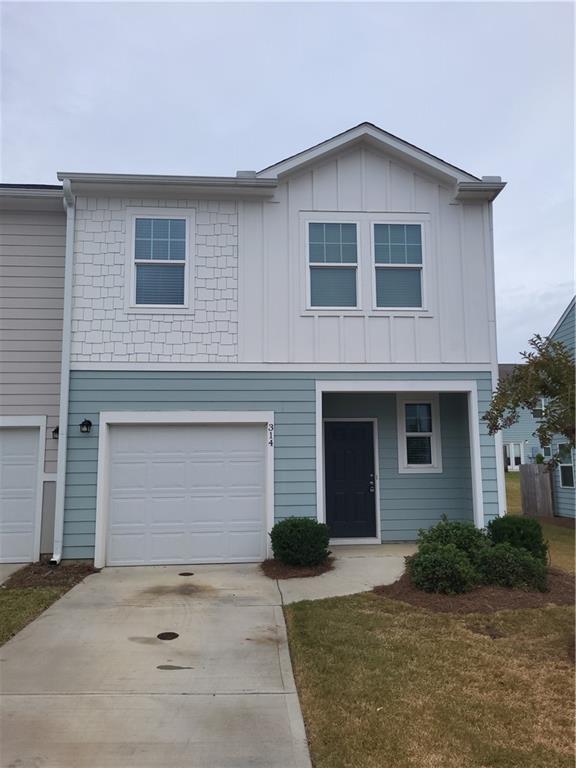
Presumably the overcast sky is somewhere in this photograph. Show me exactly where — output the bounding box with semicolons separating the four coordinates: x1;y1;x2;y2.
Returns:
1;1;573;361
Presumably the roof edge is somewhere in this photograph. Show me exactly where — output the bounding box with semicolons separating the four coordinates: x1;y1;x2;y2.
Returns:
257;122;482;183
549;296;576;339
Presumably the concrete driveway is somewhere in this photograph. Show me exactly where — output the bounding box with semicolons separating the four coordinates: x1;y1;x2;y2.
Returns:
0;564;311;768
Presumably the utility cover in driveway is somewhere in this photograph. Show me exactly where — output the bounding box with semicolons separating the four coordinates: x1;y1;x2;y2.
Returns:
107;423;266;565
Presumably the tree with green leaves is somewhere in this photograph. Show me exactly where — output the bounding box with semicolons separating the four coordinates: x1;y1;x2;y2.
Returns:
484;335;575;451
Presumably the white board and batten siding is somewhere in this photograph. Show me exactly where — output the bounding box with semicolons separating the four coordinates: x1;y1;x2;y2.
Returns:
0;200;65;558
238;146;497;366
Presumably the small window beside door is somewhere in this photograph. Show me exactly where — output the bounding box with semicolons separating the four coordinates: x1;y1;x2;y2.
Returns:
397;394;442;473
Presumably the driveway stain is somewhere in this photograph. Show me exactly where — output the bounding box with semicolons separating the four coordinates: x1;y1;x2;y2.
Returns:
156;664;194;670
140;583;213;598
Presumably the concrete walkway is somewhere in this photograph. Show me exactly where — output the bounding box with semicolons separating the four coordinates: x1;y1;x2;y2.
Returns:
0;545;412;767
278;543;415;604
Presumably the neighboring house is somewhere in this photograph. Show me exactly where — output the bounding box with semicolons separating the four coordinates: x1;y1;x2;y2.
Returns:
4;123;510;566
498;363;548;471
0;185;64;562
548;297;575;518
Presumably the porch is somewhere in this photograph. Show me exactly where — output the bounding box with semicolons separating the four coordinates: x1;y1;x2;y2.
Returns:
316;380;487;543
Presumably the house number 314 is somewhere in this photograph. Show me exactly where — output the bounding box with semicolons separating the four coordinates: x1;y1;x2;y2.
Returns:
267;423;274;447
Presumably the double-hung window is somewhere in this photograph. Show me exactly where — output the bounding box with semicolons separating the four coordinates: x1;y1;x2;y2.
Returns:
308;223;358;308
397;395;442;473
558;443;575;488
374;223;423;308
132;215;188;307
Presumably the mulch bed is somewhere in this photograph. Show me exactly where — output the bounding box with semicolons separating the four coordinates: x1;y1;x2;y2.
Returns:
537;515;575;530
374;568;575;614
3;560;99;590
260;558;334;580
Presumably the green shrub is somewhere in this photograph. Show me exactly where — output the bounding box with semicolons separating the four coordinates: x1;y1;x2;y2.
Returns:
408;543;477;595
487;516;548;564
478;543;548;592
270;518;330;567
417;516;489;565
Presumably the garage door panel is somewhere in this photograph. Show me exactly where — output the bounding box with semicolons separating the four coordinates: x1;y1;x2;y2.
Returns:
149;461;187;490
148;497;188;525
109;461;148;491
0;427;40;563
107;423;267;565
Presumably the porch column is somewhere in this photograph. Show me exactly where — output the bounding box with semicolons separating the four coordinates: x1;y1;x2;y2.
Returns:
467;386;485;528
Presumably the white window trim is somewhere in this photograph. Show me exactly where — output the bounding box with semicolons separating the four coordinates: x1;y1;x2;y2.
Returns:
371;221;426;311
558;443;575;488
94;410;275;568
304;216;361;311
396;393;443;474
299;211;431;317
125;207;195;314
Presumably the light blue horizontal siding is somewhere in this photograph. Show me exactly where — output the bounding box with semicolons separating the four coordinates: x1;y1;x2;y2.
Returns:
63;370;498;558
500;406;543;462
550;301;574;516
550;301;575;354
551;437;576;518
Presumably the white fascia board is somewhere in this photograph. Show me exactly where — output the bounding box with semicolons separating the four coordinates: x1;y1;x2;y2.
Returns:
257;124;480;184
454;181;507;202
57;173;277;200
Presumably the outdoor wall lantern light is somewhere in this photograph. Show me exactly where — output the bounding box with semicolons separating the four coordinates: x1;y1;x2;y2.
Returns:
80;419;92;434
52;427;59;440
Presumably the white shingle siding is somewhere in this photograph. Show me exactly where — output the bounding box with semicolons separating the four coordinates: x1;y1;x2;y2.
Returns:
70;198;238;363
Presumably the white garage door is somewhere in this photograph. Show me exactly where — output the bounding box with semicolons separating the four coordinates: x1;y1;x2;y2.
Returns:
0;428;40;563
107;423;267;565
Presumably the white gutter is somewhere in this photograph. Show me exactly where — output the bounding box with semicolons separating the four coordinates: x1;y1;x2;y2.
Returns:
50;179;75;564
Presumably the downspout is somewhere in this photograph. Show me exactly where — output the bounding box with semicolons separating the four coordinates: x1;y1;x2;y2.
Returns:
50;179;75;564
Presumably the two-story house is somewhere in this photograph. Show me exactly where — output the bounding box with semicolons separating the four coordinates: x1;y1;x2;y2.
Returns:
499;363;548;471
16;123;507;567
0;185;64;563
548;297;575;518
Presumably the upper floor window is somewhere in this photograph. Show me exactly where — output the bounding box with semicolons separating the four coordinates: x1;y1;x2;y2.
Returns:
374;224;423;308
397;394;442;473
558;443;574;488
308;223;358;308
531;398;546;419
134;217;187;306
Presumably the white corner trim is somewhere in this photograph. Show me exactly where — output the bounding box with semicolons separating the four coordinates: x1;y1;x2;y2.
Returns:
0;415;46;562
396;394;442;474
94;410;275;568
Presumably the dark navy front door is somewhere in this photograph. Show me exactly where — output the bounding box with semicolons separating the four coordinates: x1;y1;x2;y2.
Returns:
324;421;377;538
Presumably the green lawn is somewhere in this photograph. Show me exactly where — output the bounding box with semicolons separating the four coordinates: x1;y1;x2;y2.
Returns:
0;586;66;646
286;594;574;768
506;472;574;573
